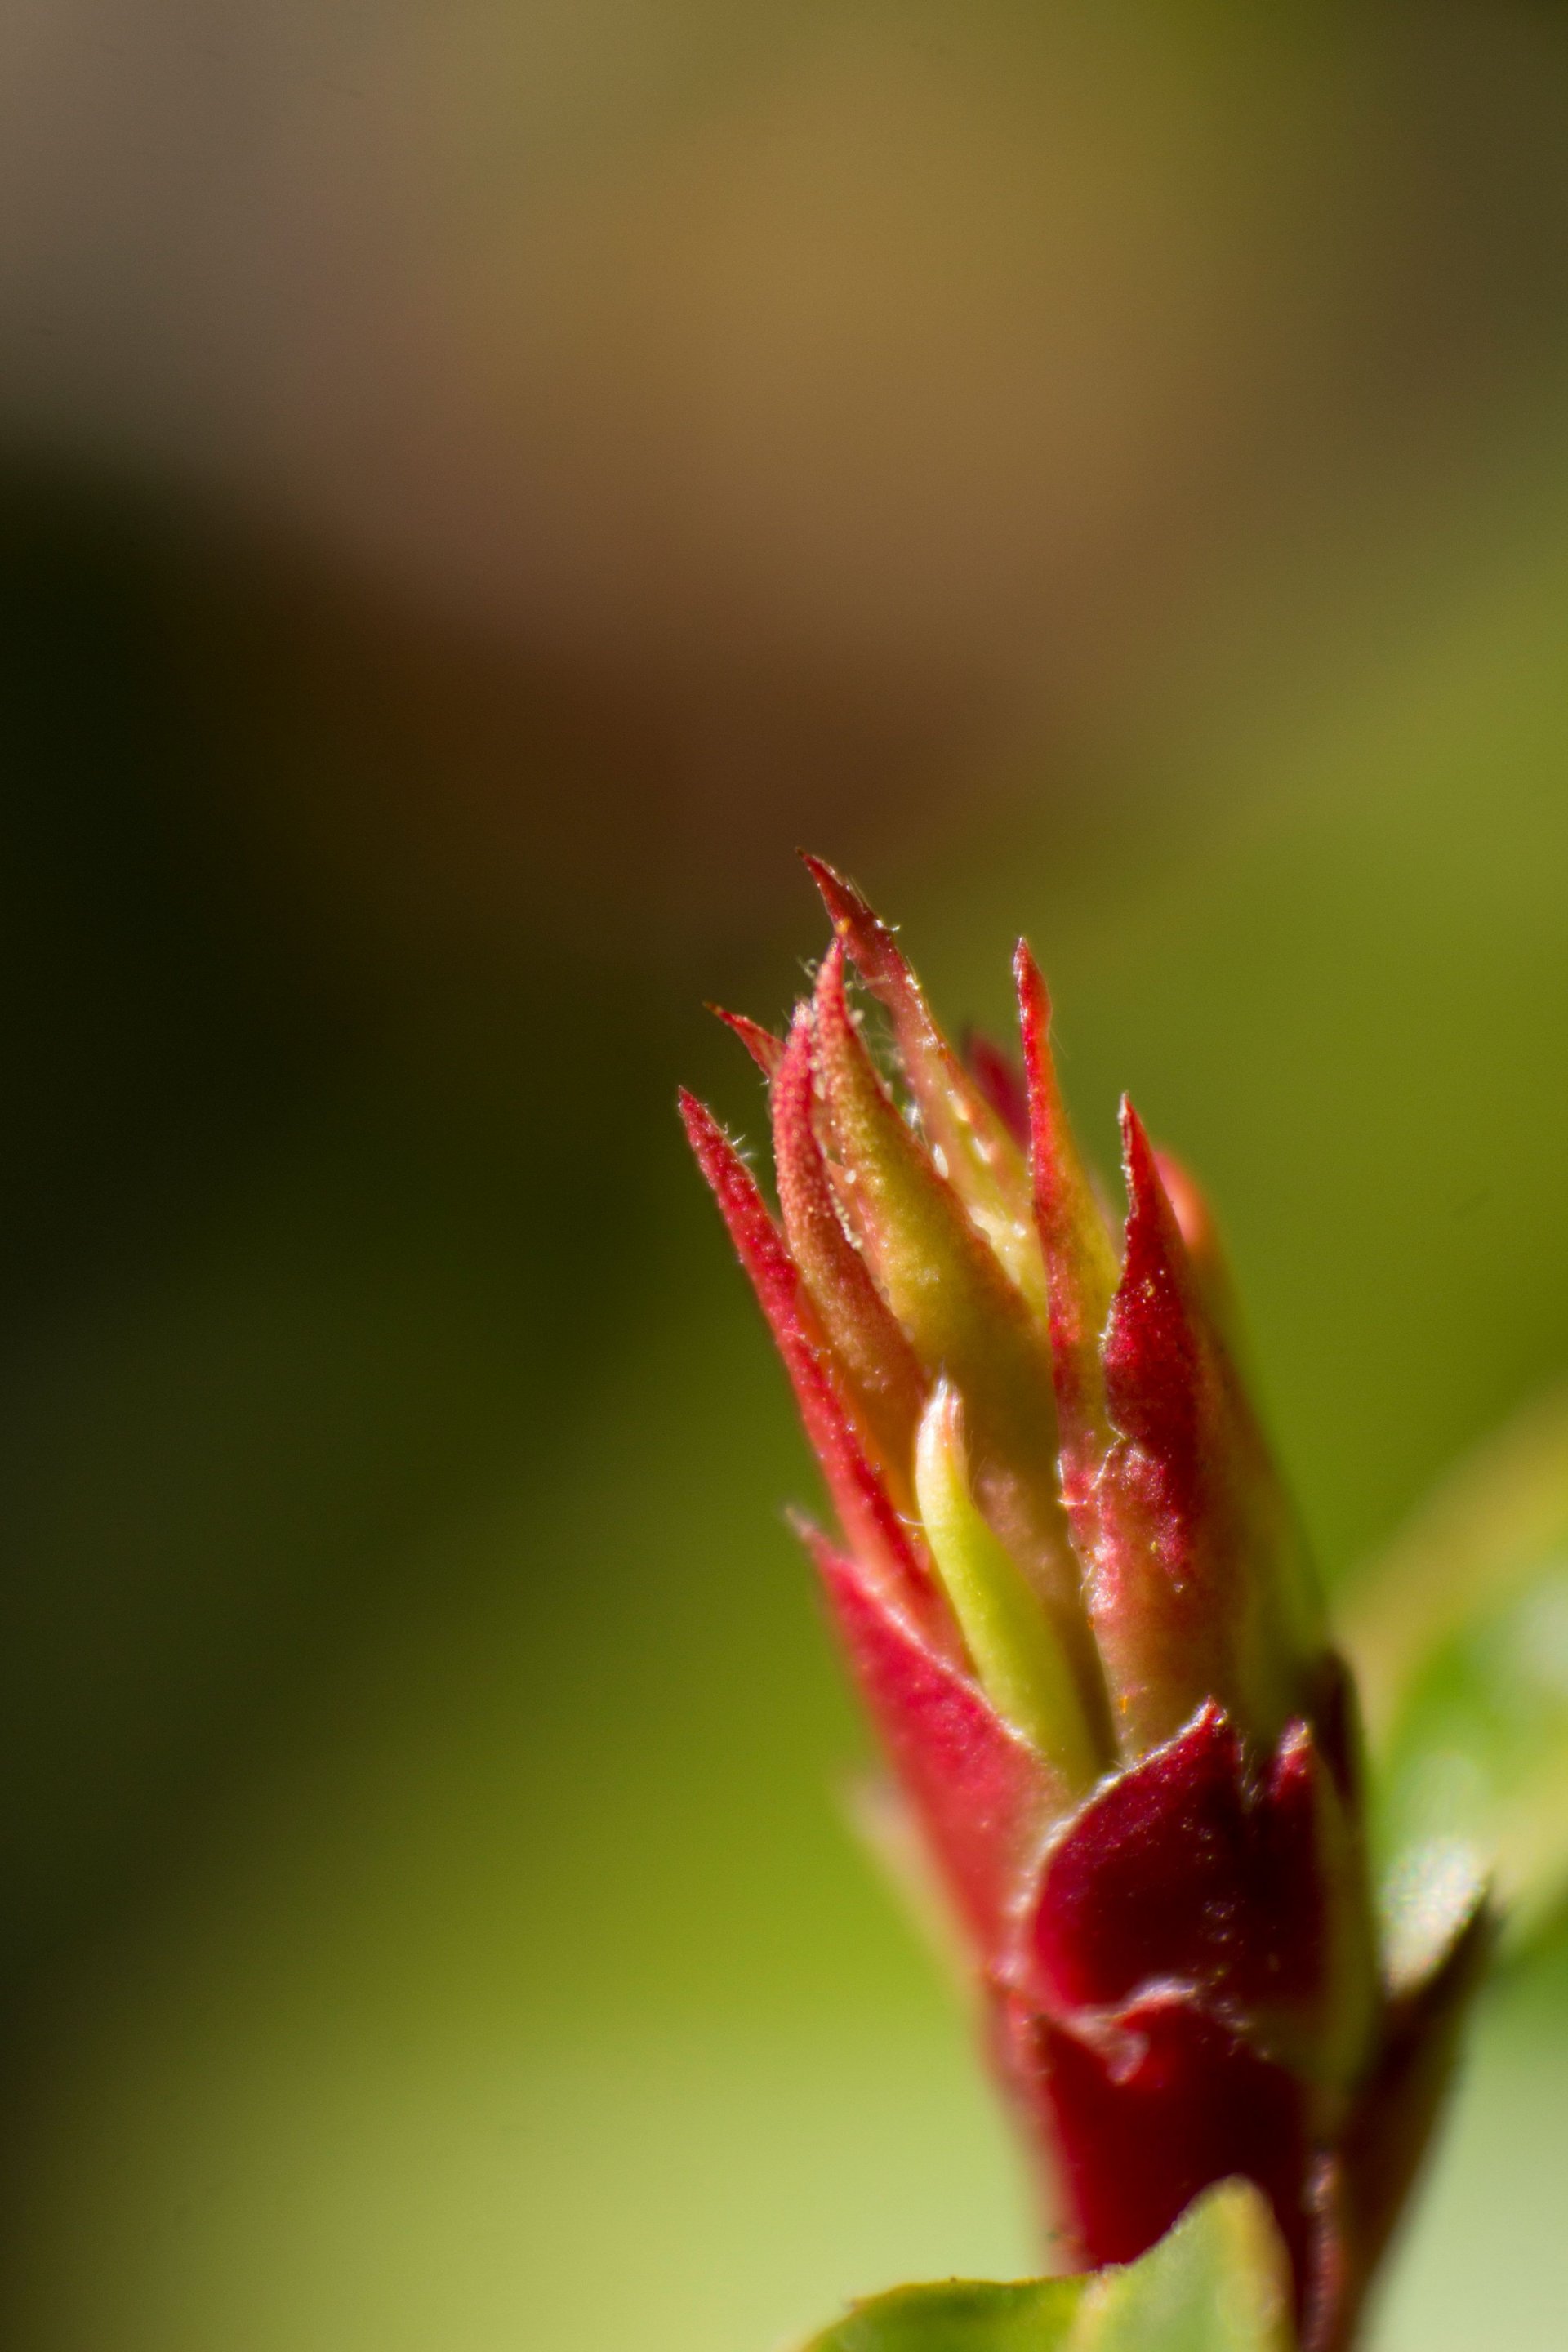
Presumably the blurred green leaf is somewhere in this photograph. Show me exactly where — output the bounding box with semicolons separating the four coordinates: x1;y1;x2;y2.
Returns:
801;2184;1294;2352
1348;1387;1568;1967
800;2276;1081;2352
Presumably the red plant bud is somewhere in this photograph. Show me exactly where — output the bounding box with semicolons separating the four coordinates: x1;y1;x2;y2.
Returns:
684;871;1486;2351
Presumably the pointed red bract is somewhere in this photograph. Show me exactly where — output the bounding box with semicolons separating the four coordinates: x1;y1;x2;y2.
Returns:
1022;1702;1329;2029
709;1004;786;1078
808;1527;1060;1956
804;858;1040;1304
771;1008;926;1481
801;853;928;1031
1090;1100;1308;1753
1103;1103;1205;1486
679;1091;941;1631
808;943;1026;1351
1015;942;1117;1513
811;951;1058;1483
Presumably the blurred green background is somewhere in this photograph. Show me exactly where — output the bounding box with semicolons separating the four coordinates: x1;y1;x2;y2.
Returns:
3;4;1568;2346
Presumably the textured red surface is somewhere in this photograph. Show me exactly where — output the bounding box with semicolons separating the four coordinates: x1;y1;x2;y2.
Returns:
1024;1702;1325;2021
1102;1104;1205;1503
679;1091;940;1631
708;1003;785;1078
1090;1099;1296;1750
770;1006;926;1472
1014;939;1114;1502
800;852;916;1018
1012;1989;1312;2288
810;1530;1059;1955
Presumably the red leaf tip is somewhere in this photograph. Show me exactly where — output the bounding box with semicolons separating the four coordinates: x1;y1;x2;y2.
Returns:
707;1004;786;1079
813;930;853;1027
1118;1096;1178;1230
800;849;874;936
801;853;914;1005
1013;937;1052;1031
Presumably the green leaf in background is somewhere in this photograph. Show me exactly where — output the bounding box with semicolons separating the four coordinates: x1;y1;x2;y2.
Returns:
800;2276;1081;2352
1347;1387;1568;1968
801;2183;1294;2352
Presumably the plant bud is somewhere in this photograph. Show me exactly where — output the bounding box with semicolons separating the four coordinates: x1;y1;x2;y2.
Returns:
685;866;1486;2351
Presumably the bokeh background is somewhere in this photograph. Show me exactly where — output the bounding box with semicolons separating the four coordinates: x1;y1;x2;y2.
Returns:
4;3;1568;2346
